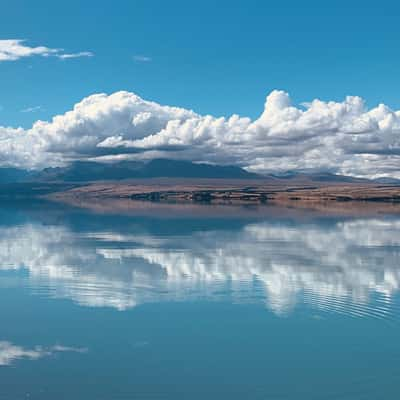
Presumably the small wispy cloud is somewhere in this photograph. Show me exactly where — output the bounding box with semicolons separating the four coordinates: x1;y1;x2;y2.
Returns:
20;105;43;113
57;51;94;60
0;39;93;62
133;55;152;63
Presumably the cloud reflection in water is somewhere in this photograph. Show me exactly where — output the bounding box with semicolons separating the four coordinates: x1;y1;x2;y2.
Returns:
0;216;399;317
0;341;87;366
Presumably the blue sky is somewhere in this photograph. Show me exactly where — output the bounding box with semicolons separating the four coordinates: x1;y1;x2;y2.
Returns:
1;0;400;178
1;0;400;127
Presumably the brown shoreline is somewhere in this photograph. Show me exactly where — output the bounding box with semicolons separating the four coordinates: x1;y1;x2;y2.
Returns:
46;179;400;217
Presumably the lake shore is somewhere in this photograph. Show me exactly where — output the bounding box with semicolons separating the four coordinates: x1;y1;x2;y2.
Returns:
44;178;400;216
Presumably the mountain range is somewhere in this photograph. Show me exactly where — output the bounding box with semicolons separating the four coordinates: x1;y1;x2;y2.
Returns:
0;159;257;183
0;159;398;184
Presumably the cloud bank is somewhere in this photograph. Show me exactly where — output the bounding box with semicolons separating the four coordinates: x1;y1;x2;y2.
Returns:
0;39;93;62
1;89;400;177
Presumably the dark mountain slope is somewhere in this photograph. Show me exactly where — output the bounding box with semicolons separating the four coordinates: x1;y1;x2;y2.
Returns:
33;159;260;181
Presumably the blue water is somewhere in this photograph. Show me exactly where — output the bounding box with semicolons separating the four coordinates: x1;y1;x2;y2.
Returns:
0;201;399;399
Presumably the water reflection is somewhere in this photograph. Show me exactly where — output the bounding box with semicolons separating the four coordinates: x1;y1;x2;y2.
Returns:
0;209;399;317
0;341;87;366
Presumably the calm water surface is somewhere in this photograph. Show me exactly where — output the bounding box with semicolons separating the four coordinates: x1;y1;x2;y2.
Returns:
0;202;399;399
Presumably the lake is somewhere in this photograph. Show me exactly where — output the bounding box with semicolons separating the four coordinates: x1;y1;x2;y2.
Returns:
0;201;399;399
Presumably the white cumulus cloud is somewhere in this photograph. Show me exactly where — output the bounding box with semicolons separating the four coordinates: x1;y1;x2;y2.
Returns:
1;89;400;178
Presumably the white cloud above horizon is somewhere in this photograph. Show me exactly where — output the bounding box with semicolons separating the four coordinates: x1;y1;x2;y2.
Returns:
0;39;93;62
1;89;400;178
